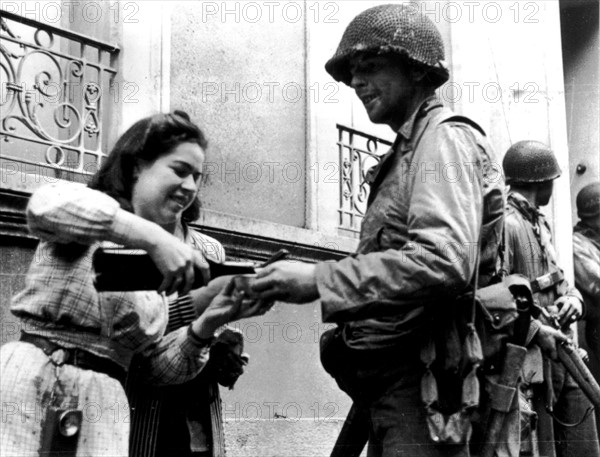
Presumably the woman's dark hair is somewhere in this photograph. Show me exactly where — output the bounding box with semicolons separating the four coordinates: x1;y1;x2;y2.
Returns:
89;110;207;223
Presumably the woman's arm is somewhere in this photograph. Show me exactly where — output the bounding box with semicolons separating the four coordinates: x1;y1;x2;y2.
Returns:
28;181;164;248
28;182;207;295
139;280;240;384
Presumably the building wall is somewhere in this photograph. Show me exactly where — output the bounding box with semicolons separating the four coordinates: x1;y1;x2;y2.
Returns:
0;239;36;345
560;0;600;428
560;0;600;223
449;0;575;275
169;2;308;228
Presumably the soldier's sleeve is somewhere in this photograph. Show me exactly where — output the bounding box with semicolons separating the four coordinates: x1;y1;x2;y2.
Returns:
576;235;600;363
316;123;485;322
573;233;600;301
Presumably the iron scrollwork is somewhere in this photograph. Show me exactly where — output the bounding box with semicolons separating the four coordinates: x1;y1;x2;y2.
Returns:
0;11;119;181
337;124;392;235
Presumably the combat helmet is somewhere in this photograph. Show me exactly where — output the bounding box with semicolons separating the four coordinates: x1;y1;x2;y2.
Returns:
502;140;562;185
325;4;449;88
576;182;600;219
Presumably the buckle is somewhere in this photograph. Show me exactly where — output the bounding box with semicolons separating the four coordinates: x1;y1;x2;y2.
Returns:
535;273;553;291
49;348;70;366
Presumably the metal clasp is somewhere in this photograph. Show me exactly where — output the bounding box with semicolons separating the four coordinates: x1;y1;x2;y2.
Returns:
49;349;69;366
536;273;553;291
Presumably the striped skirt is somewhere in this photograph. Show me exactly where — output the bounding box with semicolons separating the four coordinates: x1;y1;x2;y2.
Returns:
0;341;129;456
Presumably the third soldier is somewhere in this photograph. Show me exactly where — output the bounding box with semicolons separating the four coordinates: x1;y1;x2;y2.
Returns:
502;141;600;457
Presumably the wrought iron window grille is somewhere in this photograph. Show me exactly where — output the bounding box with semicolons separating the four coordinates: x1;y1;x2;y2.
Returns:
1;11;119;184
337;124;392;236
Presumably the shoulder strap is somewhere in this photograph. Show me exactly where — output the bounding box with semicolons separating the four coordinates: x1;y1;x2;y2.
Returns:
412;110;487;159
370;110;486;194
496;215;510;279
440;114;486;137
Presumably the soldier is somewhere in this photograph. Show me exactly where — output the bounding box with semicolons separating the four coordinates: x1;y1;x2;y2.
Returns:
252;4;504;456
502;141;600;457
573;182;600;370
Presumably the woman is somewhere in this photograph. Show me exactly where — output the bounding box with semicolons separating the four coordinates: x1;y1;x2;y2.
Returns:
0;111;265;456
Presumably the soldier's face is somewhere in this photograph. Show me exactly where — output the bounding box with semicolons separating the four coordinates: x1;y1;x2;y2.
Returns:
349;54;414;130
536;180;554;207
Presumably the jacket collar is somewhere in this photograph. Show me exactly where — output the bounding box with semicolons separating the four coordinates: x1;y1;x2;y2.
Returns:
365;96;442;186
508;192;543;224
574;221;600;251
397;96;442;144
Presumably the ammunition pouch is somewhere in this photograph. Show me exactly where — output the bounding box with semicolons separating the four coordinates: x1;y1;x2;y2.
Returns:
471;276;529;369
419;274;533;445
320;275;534;447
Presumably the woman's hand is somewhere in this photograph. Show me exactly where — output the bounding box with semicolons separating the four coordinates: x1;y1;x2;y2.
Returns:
191;278;274;339
145;229;209;296
251;260;319;304
191;275;235;315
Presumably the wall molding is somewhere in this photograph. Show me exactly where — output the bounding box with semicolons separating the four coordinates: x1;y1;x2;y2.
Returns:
0;189;350;263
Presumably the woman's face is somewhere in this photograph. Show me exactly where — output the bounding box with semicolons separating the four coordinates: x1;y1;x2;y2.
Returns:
131;142;205;229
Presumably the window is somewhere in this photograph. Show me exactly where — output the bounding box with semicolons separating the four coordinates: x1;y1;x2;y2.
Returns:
1;10;119;189
336;124;390;236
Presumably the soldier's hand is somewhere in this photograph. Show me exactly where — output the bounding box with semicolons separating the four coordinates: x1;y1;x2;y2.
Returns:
252;260;319;304
555;295;583;328
534;324;570;360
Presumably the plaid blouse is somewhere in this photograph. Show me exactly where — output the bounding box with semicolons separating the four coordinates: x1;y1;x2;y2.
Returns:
11;181;225;385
